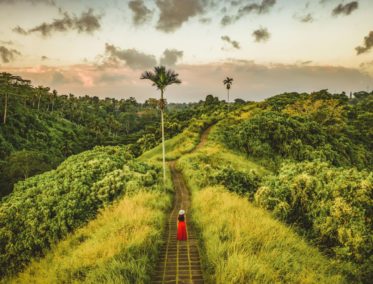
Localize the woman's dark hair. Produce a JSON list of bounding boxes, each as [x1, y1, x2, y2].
[[178, 214, 185, 221]]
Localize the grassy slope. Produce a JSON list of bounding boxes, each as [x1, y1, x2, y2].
[[5, 105, 351, 283], [6, 162, 173, 283], [7, 118, 209, 282], [138, 128, 199, 162], [138, 118, 212, 162], [11, 191, 170, 284], [193, 187, 345, 283], [177, 122, 348, 283]]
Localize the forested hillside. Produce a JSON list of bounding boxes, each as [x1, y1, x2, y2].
[[220, 90, 372, 170], [177, 90, 372, 282], [1, 73, 372, 283], [0, 72, 227, 197], [0, 111, 213, 281]]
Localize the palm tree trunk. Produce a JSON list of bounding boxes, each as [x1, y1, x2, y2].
[[227, 89, 230, 112], [3, 93, 8, 124], [161, 90, 166, 185], [37, 93, 41, 111]]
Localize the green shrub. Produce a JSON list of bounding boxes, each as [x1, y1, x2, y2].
[[209, 165, 261, 199], [0, 146, 161, 278], [192, 187, 346, 283], [11, 191, 171, 284], [255, 161, 373, 282], [219, 107, 371, 170]]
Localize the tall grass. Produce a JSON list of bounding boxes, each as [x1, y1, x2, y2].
[[177, 141, 268, 195], [192, 187, 347, 283], [177, 127, 347, 283], [139, 129, 199, 162], [139, 118, 213, 162], [9, 190, 171, 284]]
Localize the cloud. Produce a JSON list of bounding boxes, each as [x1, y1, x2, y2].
[[104, 43, 157, 69], [221, 35, 240, 49], [160, 49, 183, 66], [51, 71, 68, 84], [199, 17, 211, 24], [298, 13, 314, 23], [360, 61, 373, 77], [13, 9, 101, 37], [1, 60, 372, 102], [252, 28, 270, 42], [332, 1, 358, 16], [175, 60, 373, 102], [221, 15, 234, 26], [0, 0, 55, 5], [356, 31, 373, 55], [238, 0, 276, 15], [0, 46, 21, 63], [98, 73, 127, 84], [0, 40, 13, 45], [230, 0, 241, 6], [221, 0, 276, 26], [13, 26, 28, 35], [155, 0, 204, 32], [128, 0, 153, 25]]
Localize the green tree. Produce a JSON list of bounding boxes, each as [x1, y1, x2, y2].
[[0, 73, 28, 124], [4, 150, 50, 180], [141, 66, 181, 184], [223, 77, 233, 111]]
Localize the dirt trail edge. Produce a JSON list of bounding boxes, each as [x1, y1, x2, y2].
[[151, 128, 211, 284]]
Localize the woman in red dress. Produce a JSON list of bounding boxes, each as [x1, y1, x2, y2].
[[177, 209, 187, 241]]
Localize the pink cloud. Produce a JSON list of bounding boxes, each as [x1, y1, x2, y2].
[[1, 60, 372, 102], [77, 72, 94, 87]]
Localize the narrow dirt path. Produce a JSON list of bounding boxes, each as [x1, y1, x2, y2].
[[196, 127, 211, 151], [151, 127, 211, 284]]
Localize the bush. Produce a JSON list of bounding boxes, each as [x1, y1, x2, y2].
[[255, 161, 373, 282], [192, 187, 346, 283], [0, 146, 161, 278], [219, 106, 371, 170], [210, 165, 261, 199], [11, 191, 170, 283]]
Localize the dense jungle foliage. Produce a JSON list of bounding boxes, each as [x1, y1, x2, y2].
[[1, 71, 372, 282], [0, 72, 229, 197], [220, 90, 372, 170], [12, 190, 172, 283], [208, 90, 373, 282], [255, 161, 372, 281], [0, 145, 165, 277]]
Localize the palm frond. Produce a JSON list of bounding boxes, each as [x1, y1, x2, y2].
[[140, 71, 155, 81], [141, 66, 181, 91], [223, 77, 234, 89]]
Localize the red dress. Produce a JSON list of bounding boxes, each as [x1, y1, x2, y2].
[[177, 220, 187, 241]]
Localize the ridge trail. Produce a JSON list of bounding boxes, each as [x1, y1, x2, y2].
[[151, 127, 212, 284]]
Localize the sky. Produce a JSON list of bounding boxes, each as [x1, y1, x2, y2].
[[0, 0, 372, 102]]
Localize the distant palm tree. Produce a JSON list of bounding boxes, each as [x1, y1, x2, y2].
[[223, 77, 233, 111], [141, 66, 181, 184], [0, 73, 26, 124]]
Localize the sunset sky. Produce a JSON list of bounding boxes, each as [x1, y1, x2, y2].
[[0, 0, 372, 102]]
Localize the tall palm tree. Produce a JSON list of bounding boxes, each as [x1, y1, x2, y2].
[[141, 66, 181, 184], [0, 73, 24, 124], [223, 77, 233, 112]]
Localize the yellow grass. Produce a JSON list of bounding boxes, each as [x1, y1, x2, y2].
[[139, 129, 199, 162], [10, 190, 171, 284], [138, 117, 213, 163], [177, 140, 268, 195], [192, 187, 346, 284]]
